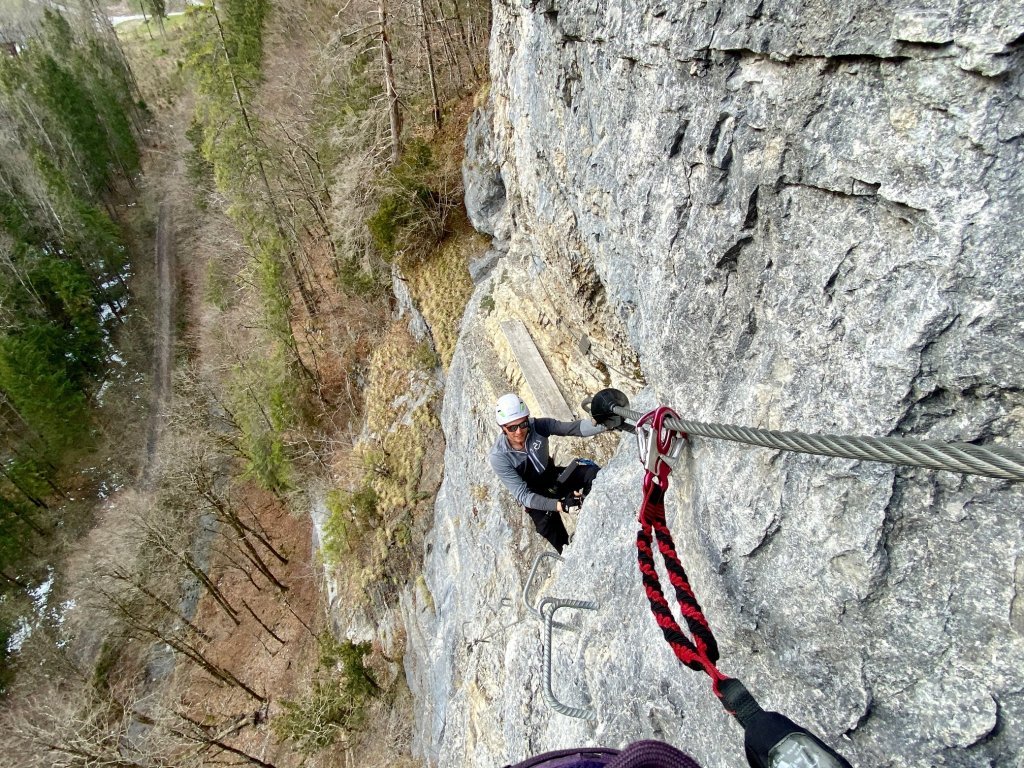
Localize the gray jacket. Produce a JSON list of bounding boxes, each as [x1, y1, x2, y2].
[[488, 417, 605, 511]]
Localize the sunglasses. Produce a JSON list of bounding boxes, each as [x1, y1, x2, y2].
[[504, 421, 530, 433]]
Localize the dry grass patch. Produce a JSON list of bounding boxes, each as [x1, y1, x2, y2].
[[364, 323, 441, 513], [118, 12, 192, 112], [321, 321, 441, 604], [406, 211, 487, 368]]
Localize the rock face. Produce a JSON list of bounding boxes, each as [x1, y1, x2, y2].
[[402, 2, 1024, 767]]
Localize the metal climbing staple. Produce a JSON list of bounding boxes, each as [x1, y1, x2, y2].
[[538, 596, 599, 720], [522, 551, 574, 631]]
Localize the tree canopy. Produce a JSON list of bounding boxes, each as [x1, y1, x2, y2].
[[0, 6, 141, 690]]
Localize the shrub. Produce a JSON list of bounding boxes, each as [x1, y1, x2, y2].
[[360, 446, 391, 478], [412, 340, 439, 371], [322, 485, 379, 563], [183, 119, 214, 208], [366, 140, 455, 267], [318, 636, 378, 698], [366, 194, 404, 256], [203, 257, 232, 310], [335, 251, 385, 299], [273, 636, 378, 754], [273, 677, 359, 754], [92, 637, 123, 691], [230, 352, 299, 495]]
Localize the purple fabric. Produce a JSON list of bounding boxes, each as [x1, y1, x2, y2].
[[503, 742, 703, 768], [607, 741, 704, 768], [503, 747, 619, 768]]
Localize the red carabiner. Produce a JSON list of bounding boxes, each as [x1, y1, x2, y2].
[[635, 406, 687, 495]]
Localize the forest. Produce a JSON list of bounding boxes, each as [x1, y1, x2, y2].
[[0, 4, 139, 672], [0, 0, 489, 765]]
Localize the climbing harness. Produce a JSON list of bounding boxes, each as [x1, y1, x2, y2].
[[632, 405, 853, 768]]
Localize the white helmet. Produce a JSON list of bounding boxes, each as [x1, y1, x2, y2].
[[495, 393, 529, 426]]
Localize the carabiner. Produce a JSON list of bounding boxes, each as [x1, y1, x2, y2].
[[635, 406, 687, 485]]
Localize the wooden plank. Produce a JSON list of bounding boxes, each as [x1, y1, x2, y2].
[[500, 319, 573, 421]]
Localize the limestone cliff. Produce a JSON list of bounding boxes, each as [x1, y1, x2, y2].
[[403, 2, 1024, 766]]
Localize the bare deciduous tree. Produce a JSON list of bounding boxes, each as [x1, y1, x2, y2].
[[378, 0, 402, 164]]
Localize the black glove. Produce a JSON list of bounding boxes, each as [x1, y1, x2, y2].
[[560, 493, 583, 511], [590, 388, 630, 430]]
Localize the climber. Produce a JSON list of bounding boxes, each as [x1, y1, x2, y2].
[[488, 393, 605, 553]]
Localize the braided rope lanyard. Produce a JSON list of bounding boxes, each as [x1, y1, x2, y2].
[[633, 407, 854, 767], [635, 406, 732, 699]]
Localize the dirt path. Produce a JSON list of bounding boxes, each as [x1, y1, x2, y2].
[[59, 199, 176, 667], [143, 201, 174, 483]]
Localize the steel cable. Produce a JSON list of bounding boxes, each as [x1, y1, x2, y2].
[[613, 406, 1024, 482]]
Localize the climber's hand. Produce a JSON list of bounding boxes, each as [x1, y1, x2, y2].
[[560, 492, 583, 511]]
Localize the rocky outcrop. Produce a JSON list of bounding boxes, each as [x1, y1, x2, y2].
[[463, 98, 510, 242], [403, 2, 1024, 767]]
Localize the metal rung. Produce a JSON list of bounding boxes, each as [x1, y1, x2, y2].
[[522, 551, 572, 630], [539, 597, 599, 719]]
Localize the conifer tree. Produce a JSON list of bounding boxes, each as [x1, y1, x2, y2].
[[0, 5, 142, 679]]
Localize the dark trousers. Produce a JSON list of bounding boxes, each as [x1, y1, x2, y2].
[[524, 460, 600, 553], [526, 507, 570, 553]]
